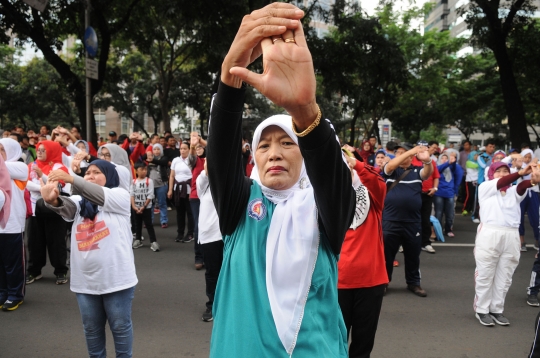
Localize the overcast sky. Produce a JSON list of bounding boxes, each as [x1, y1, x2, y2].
[[362, 0, 429, 15]]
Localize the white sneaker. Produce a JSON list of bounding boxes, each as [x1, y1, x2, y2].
[[472, 218, 480, 224], [150, 242, 160, 252], [398, 246, 403, 253], [422, 245, 436, 254], [132, 240, 143, 249]]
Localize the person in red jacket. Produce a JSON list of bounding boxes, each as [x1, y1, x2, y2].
[[121, 133, 146, 164], [338, 154, 388, 358]]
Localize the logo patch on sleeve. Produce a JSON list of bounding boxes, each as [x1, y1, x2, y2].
[[248, 198, 267, 221]]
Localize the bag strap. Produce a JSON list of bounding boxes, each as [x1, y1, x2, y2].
[[387, 169, 411, 192]]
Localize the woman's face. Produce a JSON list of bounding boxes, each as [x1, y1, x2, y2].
[[440, 154, 448, 164], [375, 153, 385, 167], [196, 145, 204, 157], [255, 126, 302, 191], [493, 166, 510, 179], [99, 147, 111, 162], [153, 147, 161, 157], [0, 144, 6, 160], [84, 165, 107, 186], [524, 153, 532, 164], [36, 144, 47, 161], [76, 142, 87, 151], [180, 143, 189, 158], [493, 154, 505, 163], [363, 142, 371, 151]]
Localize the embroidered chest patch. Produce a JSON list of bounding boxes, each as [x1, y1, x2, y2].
[[248, 198, 267, 221]]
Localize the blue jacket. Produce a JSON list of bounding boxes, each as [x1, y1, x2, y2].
[[435, 162, 463, 198]]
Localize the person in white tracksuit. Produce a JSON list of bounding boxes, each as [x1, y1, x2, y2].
[[474, 161, 540, 327]]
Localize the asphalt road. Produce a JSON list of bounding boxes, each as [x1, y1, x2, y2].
[[2, 212, 539, 358]]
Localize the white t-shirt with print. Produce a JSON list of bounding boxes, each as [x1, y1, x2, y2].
[[0, 162, 28, 234], [61, 187, 138, 295], [478, 179, 526, 228], [196, 171, 222, 244], [130, 178, 155, 209]]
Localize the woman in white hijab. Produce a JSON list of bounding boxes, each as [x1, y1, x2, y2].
[[0, 138, 29, 311], [206, 4, 354, 357]]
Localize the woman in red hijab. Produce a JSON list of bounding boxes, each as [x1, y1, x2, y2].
[[25, 140, 70, 285], [355, 140, 374, 163]]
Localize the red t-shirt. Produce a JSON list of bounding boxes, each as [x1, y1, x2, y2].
[[338, 161, 389, 289], [411, 157, 440, 193], [190, 157, 205, 199]]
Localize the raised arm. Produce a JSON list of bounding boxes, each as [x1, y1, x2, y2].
[[207, 83, 252, 236]]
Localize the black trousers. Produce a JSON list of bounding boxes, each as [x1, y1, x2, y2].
[[383, 220, 422, 286], [133, 208, 156, 243], [530, 311, 540, 358], [27, 203, 68, 277], [190, 199, 204, 264], [338, 285, 385, 358], [201, 240, 224, 310], [420, 193, 434, 247], [175, 197, 194, 237]]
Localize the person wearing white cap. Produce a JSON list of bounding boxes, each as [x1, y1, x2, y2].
[[474, 161, 539, 326]]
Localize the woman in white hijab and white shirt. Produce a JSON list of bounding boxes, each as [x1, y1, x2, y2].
[[206, 3, 355, 357]]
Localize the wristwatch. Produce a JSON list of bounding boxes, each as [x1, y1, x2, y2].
[[434, 187, 438, 191], [423, 160, 432, 165]]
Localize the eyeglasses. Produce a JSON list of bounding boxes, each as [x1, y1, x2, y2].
[[37, 149, 46, 154], [99, 153, 111, 158]]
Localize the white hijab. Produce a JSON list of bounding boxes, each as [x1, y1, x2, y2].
[[98, 144, 133, 181], [0, 138, 22, 162], [250, 115, 319, 356]]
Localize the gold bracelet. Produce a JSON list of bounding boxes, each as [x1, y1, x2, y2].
[[291, 105, 322, 137]]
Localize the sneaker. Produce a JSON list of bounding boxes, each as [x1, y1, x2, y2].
[[407, 284, 427, 297], [489, 313, 510, 326], [422, 245, 436, 254], [398, 246, 403, 253], [26, 274, 43, 284], [535, 243, 539, 251], [462, 210, 469, 216], [521, 244, 528, 252], [2, 300, 23, 311], [161, 223, 168, 229], [447, 232, 455, 238], [182, 234, 194, 243], [175, 235, 182, 242], [202, 308, 213, 322], [475, 312, 495, 326], [153, 208, 160, 214], [393, 260, 399, 267], [132, 240, 143, 249], [167, 206, 172, 211], [472, 218, 480, 224], [141, 236, 144, 242], [195, 263, 204, 270], [527, 294, 540, 307], [150, 242, 160, 252], [56, 274, 68, 285]]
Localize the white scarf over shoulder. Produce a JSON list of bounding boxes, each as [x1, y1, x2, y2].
[[251, 115, 319, 356]]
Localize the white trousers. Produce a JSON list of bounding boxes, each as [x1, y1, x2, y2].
[[474, 223, 520, 314]]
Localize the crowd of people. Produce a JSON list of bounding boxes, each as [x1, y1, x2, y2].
[[2, 2, 540, 358]]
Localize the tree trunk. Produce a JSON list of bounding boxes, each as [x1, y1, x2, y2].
[[491, 32, 529, 148], [349, 111, 359, 146]]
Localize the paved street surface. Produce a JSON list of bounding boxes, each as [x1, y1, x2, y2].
[[2, 212, 540, 357]]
